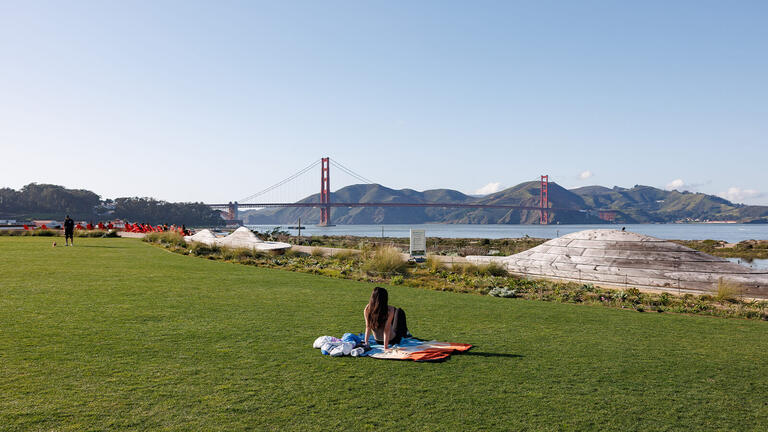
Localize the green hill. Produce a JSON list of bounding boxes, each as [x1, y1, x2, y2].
[[243, 182, 768, 225], [570, 185, 754, 223], [242, 182, 604, 225], [244, 184, 478, 225]]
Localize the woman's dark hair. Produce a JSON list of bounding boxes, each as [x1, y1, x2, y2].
[[366, 287, 388, 330]]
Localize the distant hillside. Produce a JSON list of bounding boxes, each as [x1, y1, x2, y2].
[[244, 184, 481, 225], [570, 185, 755, 223], [463, 181, 597, 224], [242, 182, 605, 225], [5, 181, 766, 226], [242, 182, 768, 225]]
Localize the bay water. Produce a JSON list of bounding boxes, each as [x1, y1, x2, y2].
[[247, 223, 768, 243]]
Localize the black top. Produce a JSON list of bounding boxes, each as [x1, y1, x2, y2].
[[64, 218, 74, 232]]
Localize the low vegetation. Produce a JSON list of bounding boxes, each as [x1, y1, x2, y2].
[[362, 246, 407, 275], [143, 231, 187, 247], [675, 239, 768, 260], [295, 234, 768, 260], [290, 234, 547, 257], [147, 236, 768, 321], [715, 278, 741, 303], [0, 229, 119, 238]]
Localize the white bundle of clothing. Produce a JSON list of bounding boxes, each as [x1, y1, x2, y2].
[[312, 336, 364, 357]]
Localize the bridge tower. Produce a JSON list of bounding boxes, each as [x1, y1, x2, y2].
[[540, 175, 549, 225], [319, 157, 331, 226], [226, 201, 239, 221]]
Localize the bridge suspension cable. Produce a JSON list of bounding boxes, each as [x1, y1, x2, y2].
[[238, 159, 321, 203], [329, 158, 376, 185]]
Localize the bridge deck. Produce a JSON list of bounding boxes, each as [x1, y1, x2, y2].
[[208, 202, 579, 212]]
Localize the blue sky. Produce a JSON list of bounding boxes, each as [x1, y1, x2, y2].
[[1, 1, 766, 205]]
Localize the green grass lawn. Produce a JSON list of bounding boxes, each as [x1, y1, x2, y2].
[[1, 237, 767, 431]]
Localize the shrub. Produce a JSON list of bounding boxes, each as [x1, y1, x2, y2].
[[459, 263, 483, 276], [459, 261, 508, 277], [283, 248, 304, 258], [426, 255, 447, 273], [311, 247, 325, 257], [25, 229, 57, 237], [364, 247, 406, 275], [145, 232, 186, 247], [333, 249, 358, 262], [658, 292, 672, 306], [489, 287, 517, 298], [221, 247, 257, 261], [716, 278, 741, 303], [75, 229, 119, 238], [189, 242, 220, 256], [485, 262, 508, 277], [391, 275, 404, 285]]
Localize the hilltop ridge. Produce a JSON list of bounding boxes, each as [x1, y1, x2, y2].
[[242, 181, 768, 225]]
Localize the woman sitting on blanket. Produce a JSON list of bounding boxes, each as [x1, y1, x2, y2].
[[364, 287, 410, 349]]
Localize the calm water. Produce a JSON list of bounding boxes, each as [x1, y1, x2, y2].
[[725, 258, 768, 270], [245, 223, 768, 243]]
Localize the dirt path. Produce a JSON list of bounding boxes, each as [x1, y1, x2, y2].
[[290, 244, 468, 265]]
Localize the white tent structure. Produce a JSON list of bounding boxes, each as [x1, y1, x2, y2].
[[217, 227, 291, 251], [185, 227, 291, 252], [184, 229, 218, 246], [467, 229, 768, 297]]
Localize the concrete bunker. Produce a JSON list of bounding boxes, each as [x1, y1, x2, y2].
[[467, 229, 768, 298]]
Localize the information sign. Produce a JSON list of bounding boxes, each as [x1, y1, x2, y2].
[[410, 229, 426, 258]]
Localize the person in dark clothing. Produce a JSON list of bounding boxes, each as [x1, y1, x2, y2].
[[63, 215, 75, 246]]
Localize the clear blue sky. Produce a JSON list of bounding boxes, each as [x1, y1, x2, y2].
[[1, 1, 766, 204]]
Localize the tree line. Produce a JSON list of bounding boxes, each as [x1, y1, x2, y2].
[[113, 197, 223, 226], [0, 183, 224, 226]]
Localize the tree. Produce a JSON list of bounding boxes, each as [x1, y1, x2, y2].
[[113, 197, 224, 226]]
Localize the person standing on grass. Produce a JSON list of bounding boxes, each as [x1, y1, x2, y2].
[[363, 287, 410, 350], [64, 215, 74, 246]]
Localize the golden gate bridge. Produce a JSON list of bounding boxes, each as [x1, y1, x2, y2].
[[206, 157, 614, 226]]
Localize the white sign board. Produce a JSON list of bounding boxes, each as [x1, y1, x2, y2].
[[409, 229, 426, 257]]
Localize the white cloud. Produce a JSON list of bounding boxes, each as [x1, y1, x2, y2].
[[665, 178, 712, 192], [717, 187, 763, 204], [474, 182, 503, 195], [666, 179, 685, 190], [578, 170, 593, 180]]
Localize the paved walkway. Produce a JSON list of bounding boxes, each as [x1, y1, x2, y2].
[[291, 244, 468, 264], [125, 232, 470, 265], [117, 232, 146, 239]]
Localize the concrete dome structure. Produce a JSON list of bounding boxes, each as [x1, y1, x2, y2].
[[185, 227, 291, 252], [467, 229, 768, 298]]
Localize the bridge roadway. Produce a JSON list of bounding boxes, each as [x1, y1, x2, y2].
[[207, 202, 581, 212]]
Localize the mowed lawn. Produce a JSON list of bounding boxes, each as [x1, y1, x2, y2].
[[1, 237, 767, 431]]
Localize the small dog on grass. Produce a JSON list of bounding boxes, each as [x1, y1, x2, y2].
[[52, 241, 57, 247]]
